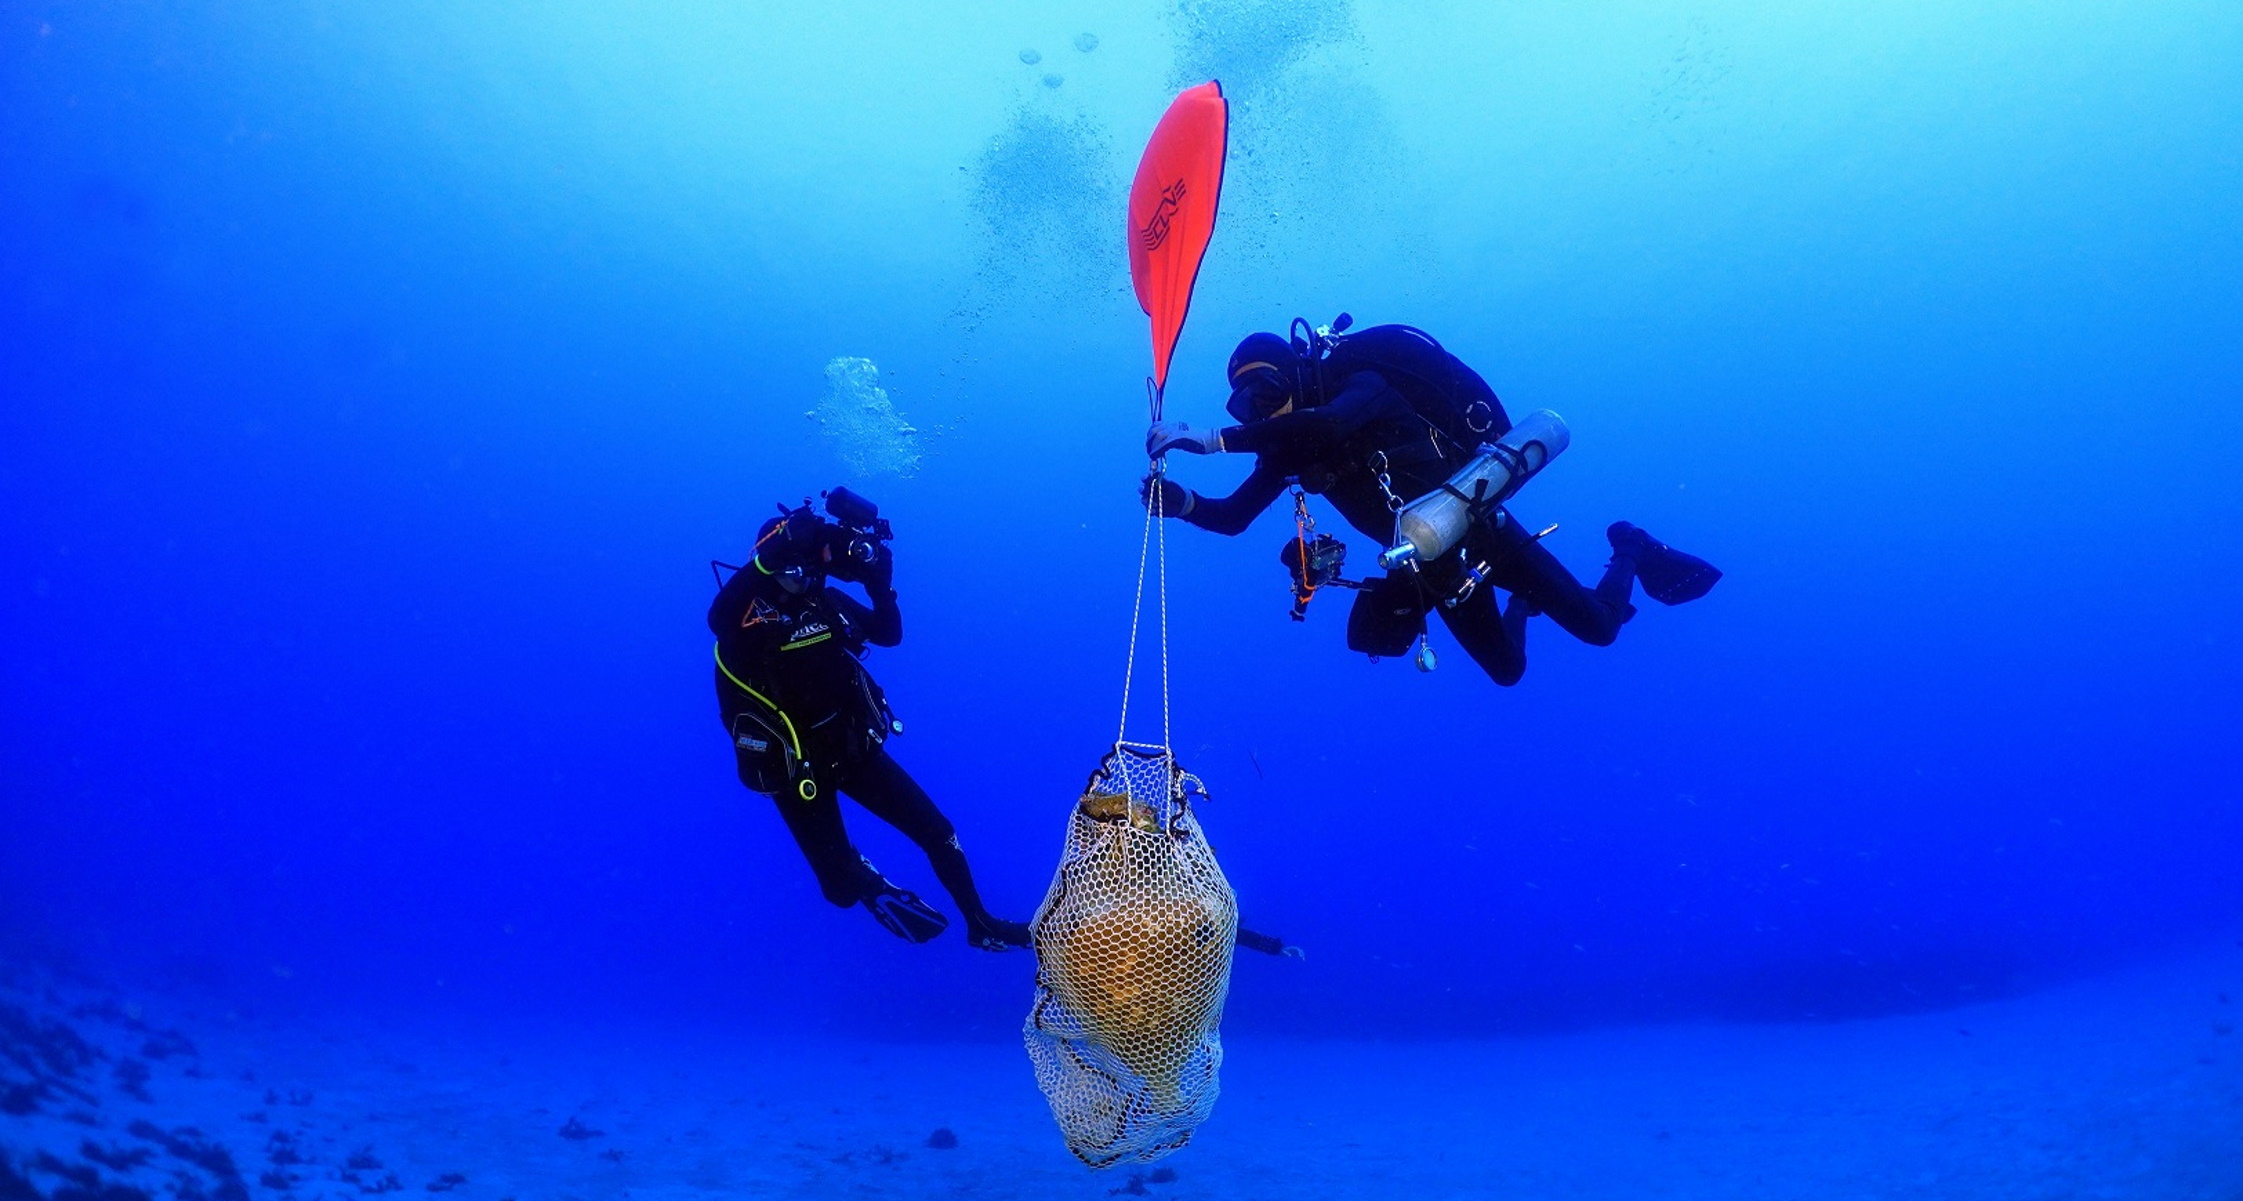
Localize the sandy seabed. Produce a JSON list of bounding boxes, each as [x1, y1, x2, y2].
[[5, 949, 2239, 1200]]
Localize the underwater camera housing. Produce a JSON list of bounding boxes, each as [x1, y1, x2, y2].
[[1279, 530, 1357, 621], [821, 485, 893, 573], [713, 487, 896, 591]]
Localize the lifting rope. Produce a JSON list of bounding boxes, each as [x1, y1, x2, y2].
[[1114, 449, 1173, 771]]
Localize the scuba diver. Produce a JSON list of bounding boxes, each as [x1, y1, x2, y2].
[[1142, 318, 1720, 686], [708, 487, 1030, 951]]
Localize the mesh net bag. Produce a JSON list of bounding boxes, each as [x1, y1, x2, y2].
[[1024, 743, 1239, 1168]]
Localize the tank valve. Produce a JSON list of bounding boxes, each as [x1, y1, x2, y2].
[[1446, 560, 1491, 609]]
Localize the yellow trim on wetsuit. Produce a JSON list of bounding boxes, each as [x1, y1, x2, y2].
[[713, 642, 802, 760], [780, 631, 833, 652]]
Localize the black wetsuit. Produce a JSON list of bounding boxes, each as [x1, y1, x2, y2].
[[1179, 326, 1638, 685], [707, 559, 1007, 931]]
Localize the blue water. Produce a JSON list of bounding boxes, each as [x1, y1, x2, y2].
[[4, 1, 2241, 1191]]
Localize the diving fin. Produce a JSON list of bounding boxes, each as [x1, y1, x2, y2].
[[1608, 522, 1722, 605], [864, 885, 949, 944]]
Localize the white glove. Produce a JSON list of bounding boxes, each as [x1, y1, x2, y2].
[[1146, 420, 1224, 457]]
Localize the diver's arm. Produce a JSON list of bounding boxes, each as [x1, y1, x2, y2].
[[1179, 462, 1290, 536], [1236, 926, 1303, 958], [1218, 371, 1409, 456], [826, 583, 901, 648]]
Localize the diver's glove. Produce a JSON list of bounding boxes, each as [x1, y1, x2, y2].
[[1146, 420, 1224, 457], [1138, 475, 1195, 518]]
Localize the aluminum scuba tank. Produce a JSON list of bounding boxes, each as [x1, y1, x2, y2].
[[1378, 409, 1571, 570]]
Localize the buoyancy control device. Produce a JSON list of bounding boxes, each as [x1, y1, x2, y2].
[[1284, 315, 1511, 450]]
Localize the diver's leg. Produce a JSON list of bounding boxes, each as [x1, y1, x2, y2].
[[1488, 521, 1635, 648], [724, 682, 940, 943], [778, 775, 948, 944], [840, 749, 1028, 950], [722, 675, 881, 908], [1431, 572, 1527, 686], [765, 789, 882, 909], [1592, 542, 1641, 614]]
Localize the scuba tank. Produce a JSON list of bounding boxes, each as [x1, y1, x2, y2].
[[1378, 409, 1571, 569]]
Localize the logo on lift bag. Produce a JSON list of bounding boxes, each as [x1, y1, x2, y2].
[[1139, 179, 1187, 251]]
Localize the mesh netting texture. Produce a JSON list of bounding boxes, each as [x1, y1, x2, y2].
[[1025, 745, 1239, 1168]]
